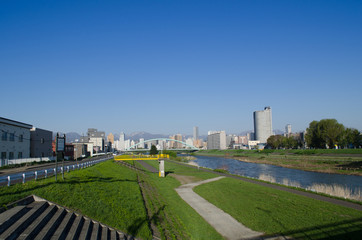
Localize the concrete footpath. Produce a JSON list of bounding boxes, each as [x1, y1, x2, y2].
[[176, 176, 263, 240]]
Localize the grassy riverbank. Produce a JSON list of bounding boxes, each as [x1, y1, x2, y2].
[[194, 177, 362, 239], [0, 160, 152, 239], [1, 159, 361, 239], [195, 149, 362, 175]]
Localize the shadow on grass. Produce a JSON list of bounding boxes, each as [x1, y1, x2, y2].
[[338, 161, 362, 170], [165, 171, 174, 176], [0, 176, 137, 198], [245, 217, 362, 240], [127, 205, 165, 237]]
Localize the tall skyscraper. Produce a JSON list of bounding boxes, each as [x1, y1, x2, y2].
[[285, 124, 292, 135], [119, 132, 125, 150], [193, 126, 199, 140], [253, 107, 273, 143]]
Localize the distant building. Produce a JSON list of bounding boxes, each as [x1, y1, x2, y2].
[[253, 107, 273, 143], [193, 126, 199, 141], [107, 133, 114, 144], [285, 124, 292, 136], [207, 131, 226, 150], [30, 127, 53, 158], [185, 138, 194, 147], [139, 138, 145, 149], [0, 117, 32, 163], [169, 134, 183, 148]]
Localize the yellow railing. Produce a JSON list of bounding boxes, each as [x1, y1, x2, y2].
[[114, 154, 169, 161]]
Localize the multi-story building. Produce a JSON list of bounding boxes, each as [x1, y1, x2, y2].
[[253, 106, 273, 143], [285, 124, 292, 136], [207, 131, 226, 150], [169, 134, 183, 148], [30, 127, 53, 158], [107, 133, 114, 144], [193, 126, 199, 141], [0, 117, 32, 163], [139, 138, 145, 149]]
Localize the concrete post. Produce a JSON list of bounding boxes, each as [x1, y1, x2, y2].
[[45, 170, 48, 178], [159, 159, 165, 177], [7, 176, 10, 186], [22, 173, 25, 184], [35, 171, 38, 181]]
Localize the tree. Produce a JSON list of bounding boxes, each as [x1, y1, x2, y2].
[[150, 145, 158, 155], [305, 119, 346, 149]]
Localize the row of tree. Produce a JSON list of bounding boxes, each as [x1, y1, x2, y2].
[[266, 135, 304, 149], [266, 119, 361, 149], [305, 119, 361, 149]]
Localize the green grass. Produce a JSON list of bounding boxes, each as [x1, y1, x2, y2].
[[194, 177, 362, 239], [0, 160, 152, 239], [134, 160, 223, 239]]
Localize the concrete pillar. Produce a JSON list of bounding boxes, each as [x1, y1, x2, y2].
[[159, 159, 165, 177]]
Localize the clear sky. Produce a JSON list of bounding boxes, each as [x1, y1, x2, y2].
[[1, 0, 361, 136]]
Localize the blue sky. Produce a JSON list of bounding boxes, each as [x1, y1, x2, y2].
[[1, 0, 361, 135]]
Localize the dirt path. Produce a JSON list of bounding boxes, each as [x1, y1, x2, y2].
[[175, 177, 263, 240]]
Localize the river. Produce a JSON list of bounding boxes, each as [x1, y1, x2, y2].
[[190, 155, 362, 193]]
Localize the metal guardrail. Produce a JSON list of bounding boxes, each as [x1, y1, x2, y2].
[[0, 157, 113, 187]]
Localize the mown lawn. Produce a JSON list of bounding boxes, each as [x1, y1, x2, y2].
[[0, 160, 152, 239], [194, 177, 362, 239], [135, 160, 223, 239]]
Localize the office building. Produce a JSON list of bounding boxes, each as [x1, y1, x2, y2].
[[253, 107, 273, 143], [193, 126, 199, 140], [285, 124, 292, 136], [207, 131, 227, 150], [30, 127, 53, 158], [107, 133, 114, 144], [0, 117, 32, 163]]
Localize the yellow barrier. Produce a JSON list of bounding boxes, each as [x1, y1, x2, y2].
[[114, 154, 169, 161]]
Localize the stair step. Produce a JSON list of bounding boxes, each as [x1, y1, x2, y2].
[[50, 211, 75, 240], [90, 222, 101, 240], [0, 206, 28, 234], [110, 229, 117, 240], [79, 218, 92, 240], [18, 204, 58, 240], [65, 214, 84, 240], [34, 207, 67, 240], [101, 226, 109, 240], [0, 201, 49, 239]]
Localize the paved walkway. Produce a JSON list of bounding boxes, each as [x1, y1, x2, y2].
[[176, 176, 263, 240]]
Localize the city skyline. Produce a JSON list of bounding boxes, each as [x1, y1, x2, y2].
[[1, 1, 361, 134]]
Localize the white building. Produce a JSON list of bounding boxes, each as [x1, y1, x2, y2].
[[253, 107, 273, 143], [119, 132, 125, 150], [139, 138, 145, 149], [1, 117, 32, 163], [285, 124, 292, 135], [207, 131, 227, 150], [185, 137, 194, 148]]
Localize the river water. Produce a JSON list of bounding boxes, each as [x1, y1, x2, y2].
[[190, 156, 362, 193]]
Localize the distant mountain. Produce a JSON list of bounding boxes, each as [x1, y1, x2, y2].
[[65, 132, 82, 143], [126, 132, 169, 141]]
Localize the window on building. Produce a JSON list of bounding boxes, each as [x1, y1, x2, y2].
[[41, 138, 45, 144], [41, 152, 45, 157], [18, 152, 23, 159], [1, 131, 7, 141], [10, 133, 15, 141], [19, 134, 23, 142], [9, 152, 14, 160], [1, 152, 6, 160]]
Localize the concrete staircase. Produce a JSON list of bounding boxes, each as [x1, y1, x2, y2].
[[0, 195, 133, 240]]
